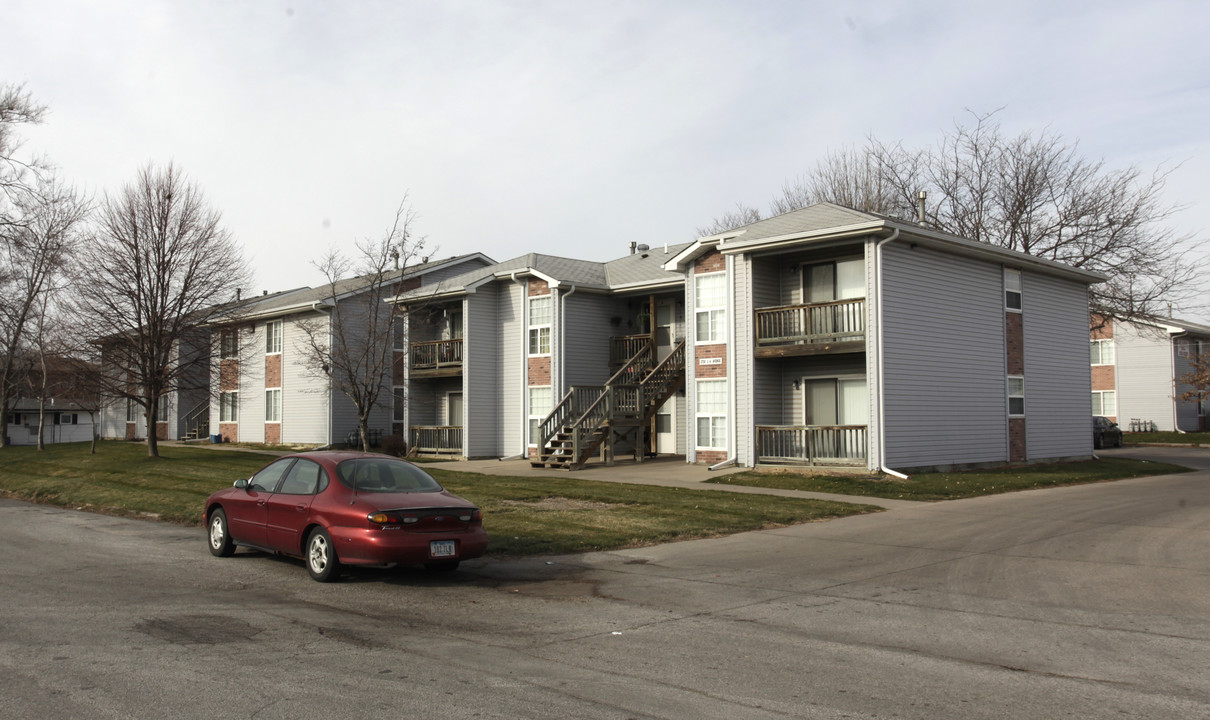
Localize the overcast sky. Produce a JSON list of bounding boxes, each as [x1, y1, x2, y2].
[[6, 1, 1210, 314]]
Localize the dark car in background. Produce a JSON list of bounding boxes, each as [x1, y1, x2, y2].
[[1093, 416, 1123, 449], [204, 452, 487, 582]]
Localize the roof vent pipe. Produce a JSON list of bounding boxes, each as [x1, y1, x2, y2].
[[629, 241, 637, 255], [235, 288, 241, 301], [917, 191, 927, 225]]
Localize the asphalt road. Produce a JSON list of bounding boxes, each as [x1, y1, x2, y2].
[[1, 446, 1207, 719]]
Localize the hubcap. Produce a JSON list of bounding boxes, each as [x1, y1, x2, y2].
[[209, 517, 223, 549], [309, 535, 328, 571]]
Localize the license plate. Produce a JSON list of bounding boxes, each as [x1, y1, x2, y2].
[[430, 540, 456, 558]]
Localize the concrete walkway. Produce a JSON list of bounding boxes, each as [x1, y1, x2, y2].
[[453, 455, 923, 510]]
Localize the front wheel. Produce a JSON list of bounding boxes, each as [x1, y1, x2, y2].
[[306, 527, 342, 582], [208, 509, 235, 557]]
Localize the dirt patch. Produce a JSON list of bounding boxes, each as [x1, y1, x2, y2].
[[499, 497, 621, 511]]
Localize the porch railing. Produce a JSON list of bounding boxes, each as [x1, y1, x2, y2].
[[755, 299, 865, 346], [410, 338, 463, 370], [755, 425, 867, 465], [610, 334, 652, 370], [408, 425, 463, 454]]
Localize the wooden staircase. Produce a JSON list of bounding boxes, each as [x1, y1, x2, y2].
[[532, 339, 686, 470]]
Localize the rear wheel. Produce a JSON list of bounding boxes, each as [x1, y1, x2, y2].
[[1114, 434, 1123, 448], [424, 560, 460, 572], [306, 527, 342, 582], [208, 509, 235, 557]]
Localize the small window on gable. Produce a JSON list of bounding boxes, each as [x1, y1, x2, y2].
[[1005, 269, 1022, 311]]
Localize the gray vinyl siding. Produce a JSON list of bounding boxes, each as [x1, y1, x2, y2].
[[1021, 272, 1092, 458], [1116, 322, 1176, 431], [881, 243, 1008, 467], [407, 377, 461, 426], [282, 314, 329, 444], [734, 254, 753, 464], [466, 290, 501, 458], [563, 293, 615, 389], [499, 283, 524, 454], [241, 322, 267, 444]]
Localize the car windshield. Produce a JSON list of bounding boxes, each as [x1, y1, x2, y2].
[[335, 458, 444, 493]]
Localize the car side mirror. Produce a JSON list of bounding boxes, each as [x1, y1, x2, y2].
[[234, 478, 249, 490]]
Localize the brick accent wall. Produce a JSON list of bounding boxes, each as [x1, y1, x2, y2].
[[219, 423, 238, 443], [125, 423, 137, 440], [694, 344, 727, 378], [1006, 313, 1025, 376], [265, 354, 282, 389], [696, 449, 728, 466], [528, 278, 550, 297], [155, 422, 169, 441], [220, 359, 239, 391], [265, 424, 281, 444], [695, 248, 725, 273], [1091, 365, 1115, 391], [528, 357, 551, 385], [1090, 314, 1113, 340], [1009, 418, 1026, 462]]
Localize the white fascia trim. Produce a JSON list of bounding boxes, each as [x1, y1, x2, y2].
[[607, 278, 685, 293], [663, 238, 723, 272], [227, 300, 336, 323]]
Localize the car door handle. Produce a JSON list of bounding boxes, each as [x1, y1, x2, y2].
[[295, 504, 306, 512], [257, 499, 267, 507]]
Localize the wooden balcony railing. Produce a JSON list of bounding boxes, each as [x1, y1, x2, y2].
[[408, 425, 462, 454], [410, 338, 463, 371], [755, 425, 867, 466], [610, 334, 652, 370], [755, 298, 865, 347]]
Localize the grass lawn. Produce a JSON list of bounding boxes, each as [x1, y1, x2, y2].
[[0, 441, 877, 556], [1125, 431, 1210, 446], [706, 457, 1191, 501]]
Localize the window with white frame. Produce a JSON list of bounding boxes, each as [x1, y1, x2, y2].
[[392, 321, 405, 351], [1008, 376, 1025, 417], [528, 386, 552, 445], [1177, 338, 1194, 358], [126, 398, 138, 423], [55, 413, 78, 425], [265, 388, 281, 423], [220, 329, 239, 358], [1004, 268, 1022, 311], [528, 296, 551, 355], [694, 272, 726, 343], [266, 320, 283, 354], [695, 379, 727, 449], [220, 391, 238, 422], [156, 397, 169, 423], [1091, 390, 1116, 416], [1090, 339, 1115, 365]]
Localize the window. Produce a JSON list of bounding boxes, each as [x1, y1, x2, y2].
[[265, 388, 281, 423], [220, 391, 238, 422], [1090, 339, 1115, 365], [1091, 390, 1116, 416], [277, 459, 322, 495], [126, 398, 138, 423], [447, 309, 463, 340], [249, 458, 293, 492], [266, 320, 283, 354], [1008, 376, 1025, 416], [695, 379, 727, 449], [1004, 268, 1022, 311], [695, 272, 726, 343], [528, 296, 551, 355], [54, 413, 78, 425], [803, 258, 864, 303], [156, 397, 169, 423], [1177, 338, 1194, 359], [528, 386, 552, 445], [804, 378, 867, 426], [392, 387, 405, 422], [393, 320, 405, 351], [220, 329, 239, 358]]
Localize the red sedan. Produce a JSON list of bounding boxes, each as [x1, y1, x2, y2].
[[204, 452, 487, 582]]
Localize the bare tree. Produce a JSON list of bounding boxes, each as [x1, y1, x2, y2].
[[296, 198, 425, 452], [1177, 352, 1210, 413], [0, 84, 48, 230], [696, 202, 763, 237], [72, 163, 250, 458], [705, 112, 1203, 319], [0, 175, 87, 448]]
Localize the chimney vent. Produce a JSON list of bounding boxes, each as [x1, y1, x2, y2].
[[629, 241, 637, 255], [917, 190, 927, 225]]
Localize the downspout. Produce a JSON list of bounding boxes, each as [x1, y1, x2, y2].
[[559, 283, 577, 399], [875, 228, 909, 480], [710, 254, 738, 472]]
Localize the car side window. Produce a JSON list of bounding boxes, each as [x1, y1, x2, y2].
[[249, 459, 294, 493], [277, 459, 323, 495]]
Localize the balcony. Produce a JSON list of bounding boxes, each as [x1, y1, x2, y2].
[[755, 425, 867, 466], [408, 425, 462, 455], [410, 338, 463, 377], [754, 298, 865, 358]]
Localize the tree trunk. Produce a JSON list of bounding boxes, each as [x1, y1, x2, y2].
[[145, 400, 160, 458]]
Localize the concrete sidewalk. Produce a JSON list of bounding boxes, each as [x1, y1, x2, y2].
[[451, 455, 922, 510]]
